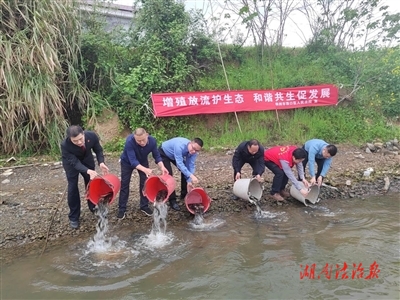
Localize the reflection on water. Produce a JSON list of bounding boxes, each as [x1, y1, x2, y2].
[[2, 194, 399, 299]]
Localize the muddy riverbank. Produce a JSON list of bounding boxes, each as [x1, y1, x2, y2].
[[1, 144, 399, 262]]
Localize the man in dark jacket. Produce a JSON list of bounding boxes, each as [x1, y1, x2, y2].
[[117, 128, 168, 220], [61, 125, 109, 229], [232, 139, 265, 186]]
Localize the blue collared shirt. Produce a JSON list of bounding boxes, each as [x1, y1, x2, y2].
[[304, 139, 332, 177], [161, 137, 198, 182], [120, 135, 162, 168]]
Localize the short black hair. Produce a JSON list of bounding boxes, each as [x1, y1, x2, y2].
[[66, 125, 83, 138], [193, 137, 203, 147], [293, 148, 307, 159], [247, 139, 260, 147], [326, 145, 337, 156]]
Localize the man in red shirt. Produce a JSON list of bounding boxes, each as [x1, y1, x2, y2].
[[264, 146, 310, 201]]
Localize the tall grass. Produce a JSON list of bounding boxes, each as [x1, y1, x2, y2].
[[186, 106, 398, 151], [192, 46, 399, 150], [0, 0, 89, 155]]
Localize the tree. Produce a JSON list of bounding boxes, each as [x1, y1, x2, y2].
[[298, 0, 400, 49], [213, 0, 298, 47], [112, 0, 218, 134]]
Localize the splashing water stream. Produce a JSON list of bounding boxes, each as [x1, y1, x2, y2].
[[248, 194, 262, 217], [152, 190, 168, 234], [188, 204, 205, 225], [87, 194, 113, 252]]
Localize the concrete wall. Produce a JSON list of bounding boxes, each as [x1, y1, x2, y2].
[[79, 0, 134, 31]]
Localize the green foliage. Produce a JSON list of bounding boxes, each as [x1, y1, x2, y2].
[[108, 0, 218, 132], [185, 104, 398, 149], [2, 0, 398, 157], [0, 0, 89, 155], [79, 1, 135, 125], [103, 137, 126, 153]]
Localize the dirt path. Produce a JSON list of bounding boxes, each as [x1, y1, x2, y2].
[[1, 144, 399, 262]]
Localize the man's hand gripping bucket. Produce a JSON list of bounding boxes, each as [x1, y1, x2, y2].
[[143, 174, 176, 203], [86, 173, 121, 205]]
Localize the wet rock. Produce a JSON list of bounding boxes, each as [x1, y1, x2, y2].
[[1, 169, 13, 176], [366, 143, 376, 152], [392, 139, 398, 147], [363, 168, 374, 177]]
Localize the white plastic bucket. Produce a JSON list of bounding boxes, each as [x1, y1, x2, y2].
[[290, 181, 320, 206], [233, 178, 263, 201]]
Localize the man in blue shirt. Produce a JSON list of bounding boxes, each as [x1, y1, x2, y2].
[[302, 139, 338, 186], [158, 137, 203, 211], [117, 128, 168, 219]]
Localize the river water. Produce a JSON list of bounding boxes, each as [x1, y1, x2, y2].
[[1, 194, 399, 300]]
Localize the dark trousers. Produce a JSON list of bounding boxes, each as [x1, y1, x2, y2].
[[233, 159, 259, 181], [118, 162, 150, 212], [302, 147, 325, 179], [265, 161, 288, 195], [66, 171, 95, 222], [159, 147, 187, 202]]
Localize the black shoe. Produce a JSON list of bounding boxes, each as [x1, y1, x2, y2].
[[90, 206, 98, 214], [141, 206, 153, 216], [170, 201, 181, 211], [117, 210, 126, 220], [70, 220, 79, 229], [231, 194, 239, 200]]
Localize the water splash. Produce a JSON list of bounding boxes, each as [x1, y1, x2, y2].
[[86, 194, 120, 253], [153, 190, 168, 233], [248, 194, 263, 217], [153, 201, 168, 234], [88, 196, 111, 251], [188, 204, 205, 225], [189, 217, 225, 231], [256, 211, 285, 219], [85, 195, 137, 265], [136, 190, 174, 249]]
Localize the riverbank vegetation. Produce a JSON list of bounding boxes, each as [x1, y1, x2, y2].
[[0, 0, 399, 156]]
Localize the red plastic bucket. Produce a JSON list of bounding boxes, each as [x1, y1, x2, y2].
[[86, 174, 121, 205], [184, 188, 211, 214], [143, 174, 176, 203]]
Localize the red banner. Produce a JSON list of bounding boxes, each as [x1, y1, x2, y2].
[[151, 84, 338, 117]]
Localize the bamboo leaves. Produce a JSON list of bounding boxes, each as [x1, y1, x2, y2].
[[0, 0, 89, 154]]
